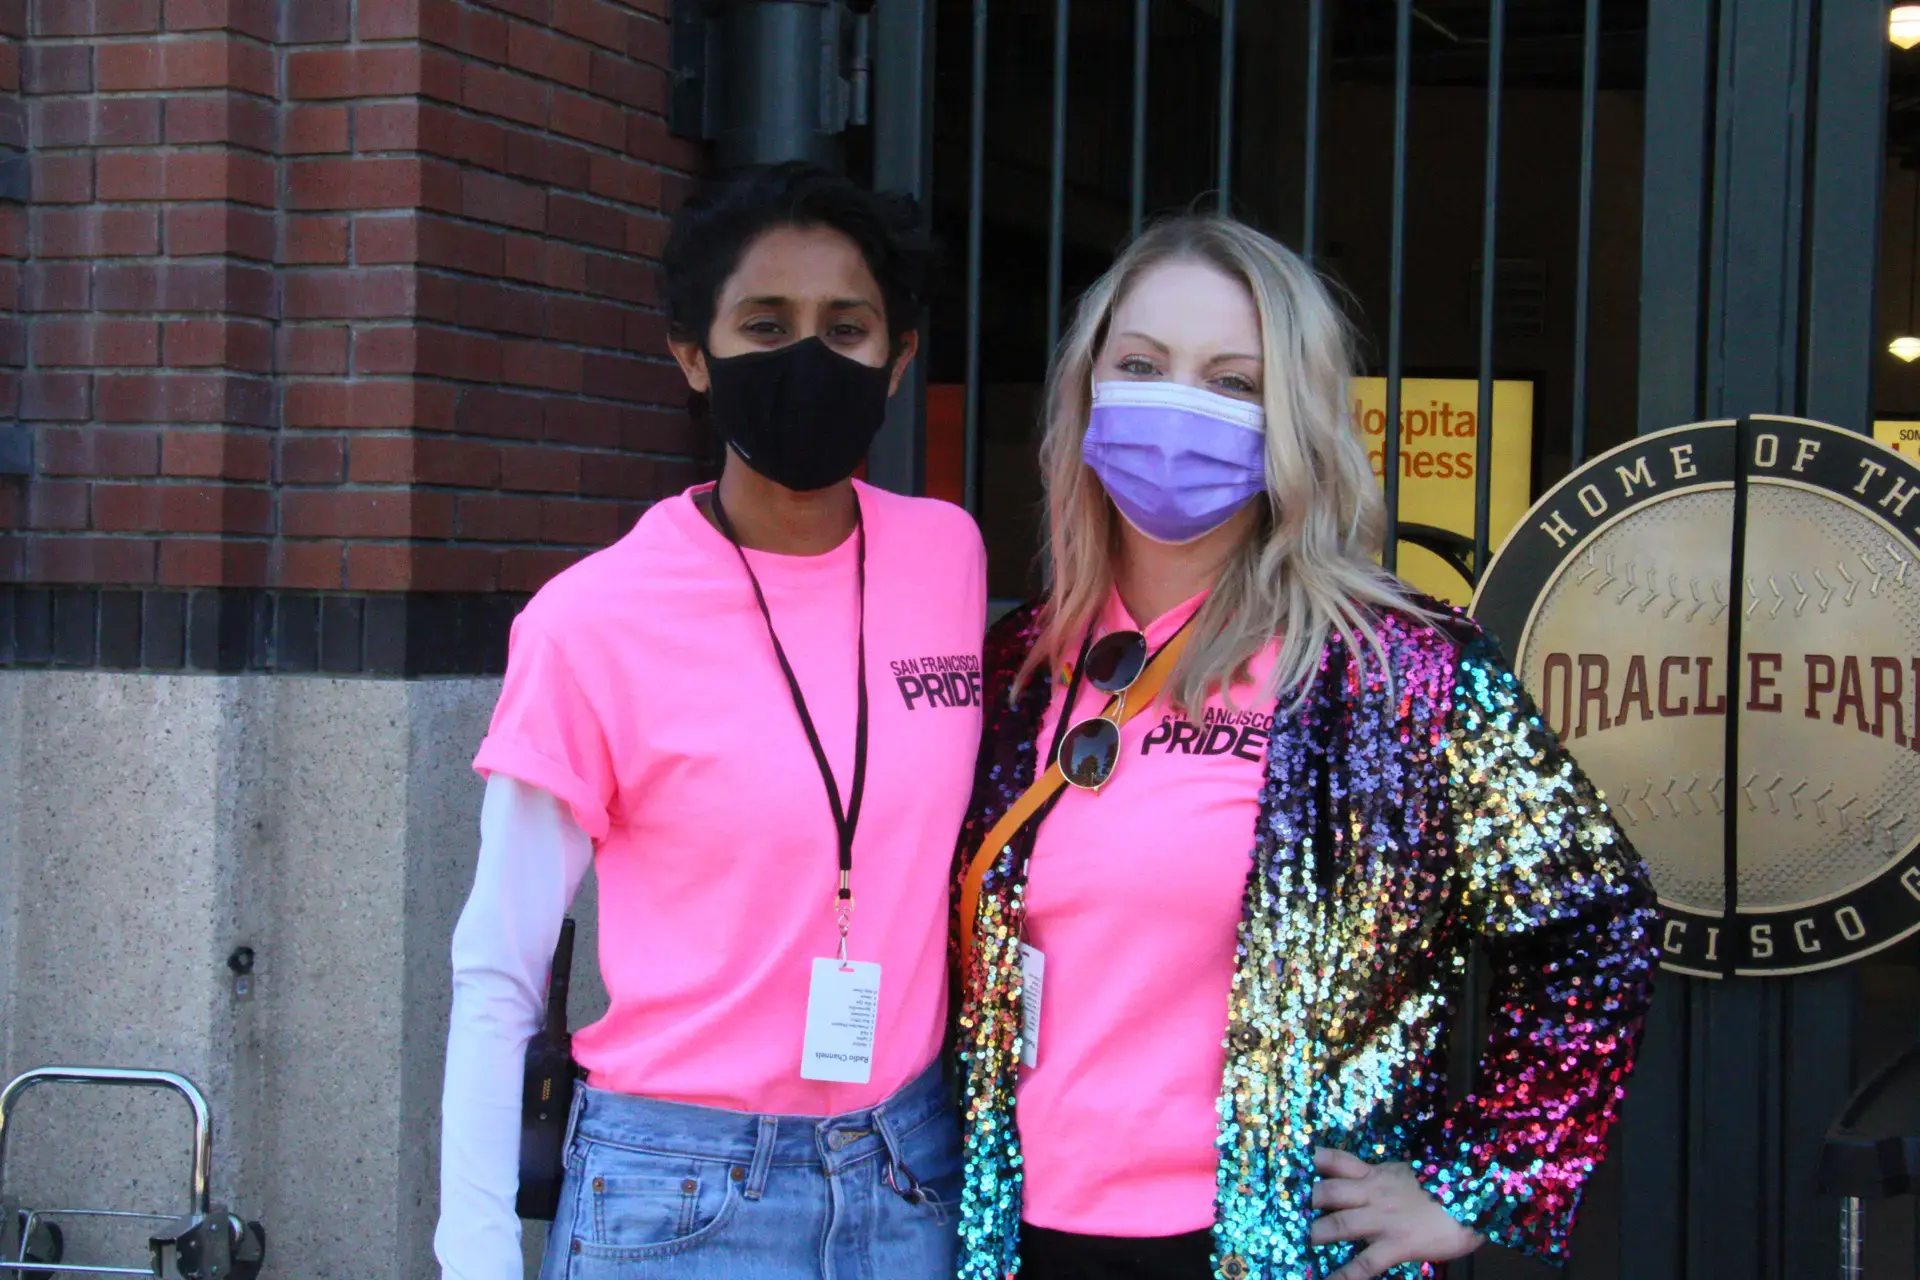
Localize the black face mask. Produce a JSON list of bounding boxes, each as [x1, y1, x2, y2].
[[704, 337, 894, 493]]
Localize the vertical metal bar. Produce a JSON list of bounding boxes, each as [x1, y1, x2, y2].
[[1130, 0, 1149, 233], [1802, 0, 1889, 428], [1706, 7, 1805, 1253], [1302, 0, 1323, 261], [1569, 0, 1601, 466], [1786, 2, 1884, 1275], [867, 0, 934, 495], [1047, 0, 1069, 353], [1688, 7, 1818, 1272], [1471, 0, 1504, 580], [1381, 0, 1412, 572], [1721, 418, 1750, 981], [1216, 0, 1237, 211], [1622, 5, 1716, 1273], [1707, 0, 1808, 422], [1634, 0, 1714, 438], [963, 0, 987, 514]]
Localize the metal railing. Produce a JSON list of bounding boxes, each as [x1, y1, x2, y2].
[[948, 0, 1615, 593]]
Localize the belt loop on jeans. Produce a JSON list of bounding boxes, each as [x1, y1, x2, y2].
[[743, 1115, 777, 1201], [872, 1103, 925, 1204], [560, 1083, 588, 1165]]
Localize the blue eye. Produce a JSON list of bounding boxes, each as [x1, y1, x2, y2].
[[1118, 355, 1159, 377]]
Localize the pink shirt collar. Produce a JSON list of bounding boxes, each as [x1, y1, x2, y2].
[[1096, 585, 1209, 648]]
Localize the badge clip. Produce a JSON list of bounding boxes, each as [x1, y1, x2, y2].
[[835, 875, 856, 970]]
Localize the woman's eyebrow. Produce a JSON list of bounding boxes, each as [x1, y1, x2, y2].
[[1116, 330, 1171, 353], [1206, 351, 1263, 365], [732, 295, 877, 310]]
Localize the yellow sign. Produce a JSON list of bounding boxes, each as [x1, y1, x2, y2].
[[1874, 420, 1920, 460], [1351, 377, 1535, 604]]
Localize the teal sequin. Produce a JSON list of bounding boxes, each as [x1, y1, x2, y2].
[[951, 603, 1658, 1279]]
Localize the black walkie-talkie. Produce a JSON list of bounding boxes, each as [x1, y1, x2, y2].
[[516, 917, 578, 1221]]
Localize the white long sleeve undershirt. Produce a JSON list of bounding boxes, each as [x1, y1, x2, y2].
[[436, 773, 595, 1280]]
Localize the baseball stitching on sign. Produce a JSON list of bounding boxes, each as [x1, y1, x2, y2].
[[1573, 550, 1730, 623], [1611, 769, 1910, 852], [1475, 418, 1920, 974]]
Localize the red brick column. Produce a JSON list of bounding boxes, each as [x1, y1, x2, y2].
[[0, 0, 24, 512], [283, 0, 704, 602], [12, 0, 281, 590], [0, 0, 705, 669]]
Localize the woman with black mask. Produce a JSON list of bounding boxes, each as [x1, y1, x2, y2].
[[435, 163, 984, 1280]]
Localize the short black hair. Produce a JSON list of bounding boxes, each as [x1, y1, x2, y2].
[[661, 161, 930, 350]]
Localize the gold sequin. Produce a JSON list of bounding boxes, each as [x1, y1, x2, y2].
[[951, 603, 1658, 1278]]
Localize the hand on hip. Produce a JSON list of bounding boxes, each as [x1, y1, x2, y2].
[[1308, 1147, 1485, 1280]]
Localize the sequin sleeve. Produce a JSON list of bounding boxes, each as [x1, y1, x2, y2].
[[1412, 633, 1659, 1261], [947, 602, 1049, 1002]]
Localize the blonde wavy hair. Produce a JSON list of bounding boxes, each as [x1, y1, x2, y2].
[[1016, 214, 1418, 711]]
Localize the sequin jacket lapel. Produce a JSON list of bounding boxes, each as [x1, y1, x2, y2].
[[952, 601, 1659, 1280]]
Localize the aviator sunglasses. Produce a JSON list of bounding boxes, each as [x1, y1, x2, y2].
[[1056, 628, 1151, 791]]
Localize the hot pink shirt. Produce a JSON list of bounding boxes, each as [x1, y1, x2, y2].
[[474, 481, 986, 1115], [1017, 589, 1276, 1235]]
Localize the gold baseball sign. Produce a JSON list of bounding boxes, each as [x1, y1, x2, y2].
[[1472, 417, 1920, 977]]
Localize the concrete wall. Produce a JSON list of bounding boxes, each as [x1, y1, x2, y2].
[[0, 670, 605, 1277]]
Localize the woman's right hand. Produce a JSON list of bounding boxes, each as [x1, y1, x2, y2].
[[1307, 1147, 1485, 1280]]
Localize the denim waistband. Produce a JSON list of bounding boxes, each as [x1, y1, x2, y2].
[[567, 1059, 952, 1179]]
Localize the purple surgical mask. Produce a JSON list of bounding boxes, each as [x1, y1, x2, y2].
[[1082, 380, 1268, 544]]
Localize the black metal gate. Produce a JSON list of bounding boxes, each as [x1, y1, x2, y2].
[[856, 0, 1915, 1273], [1625, 2, 1900, 1276]]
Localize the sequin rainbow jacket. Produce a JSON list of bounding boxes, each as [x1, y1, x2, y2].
[[951, 600, 1660, 1279]]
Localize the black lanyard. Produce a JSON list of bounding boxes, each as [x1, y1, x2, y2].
[[709, 489, 868, 916]]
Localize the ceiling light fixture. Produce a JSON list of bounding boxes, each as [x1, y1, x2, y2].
[[1893, 3, 1920, 49], [1892, 170, 1920, 361]]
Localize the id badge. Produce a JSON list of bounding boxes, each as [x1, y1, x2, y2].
[[801, 958, 882, 1084], [1019, 942, 1045, 1069]]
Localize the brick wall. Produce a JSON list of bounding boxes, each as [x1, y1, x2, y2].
[[0, 0, 706, 668], [0, 2, 24, 511]]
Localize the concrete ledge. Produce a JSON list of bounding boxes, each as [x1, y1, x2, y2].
[[0, 671, 604, 1278]]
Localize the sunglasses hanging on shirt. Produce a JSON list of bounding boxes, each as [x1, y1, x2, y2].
[[1055, 629, 1149, 790], [1051, 615, 1198, 792]]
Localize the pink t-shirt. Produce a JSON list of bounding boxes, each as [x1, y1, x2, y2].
[[1017, 589, 1276, 1235], [474, 481, 986, 1115]]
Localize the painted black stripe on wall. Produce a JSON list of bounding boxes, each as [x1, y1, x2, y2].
[[0, 588, 529, 677]]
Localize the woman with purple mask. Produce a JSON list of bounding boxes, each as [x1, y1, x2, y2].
[[949, 215, 1660, 1280]]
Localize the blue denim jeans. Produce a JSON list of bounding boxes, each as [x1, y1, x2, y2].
[[537, 1061, 960, 1280]]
